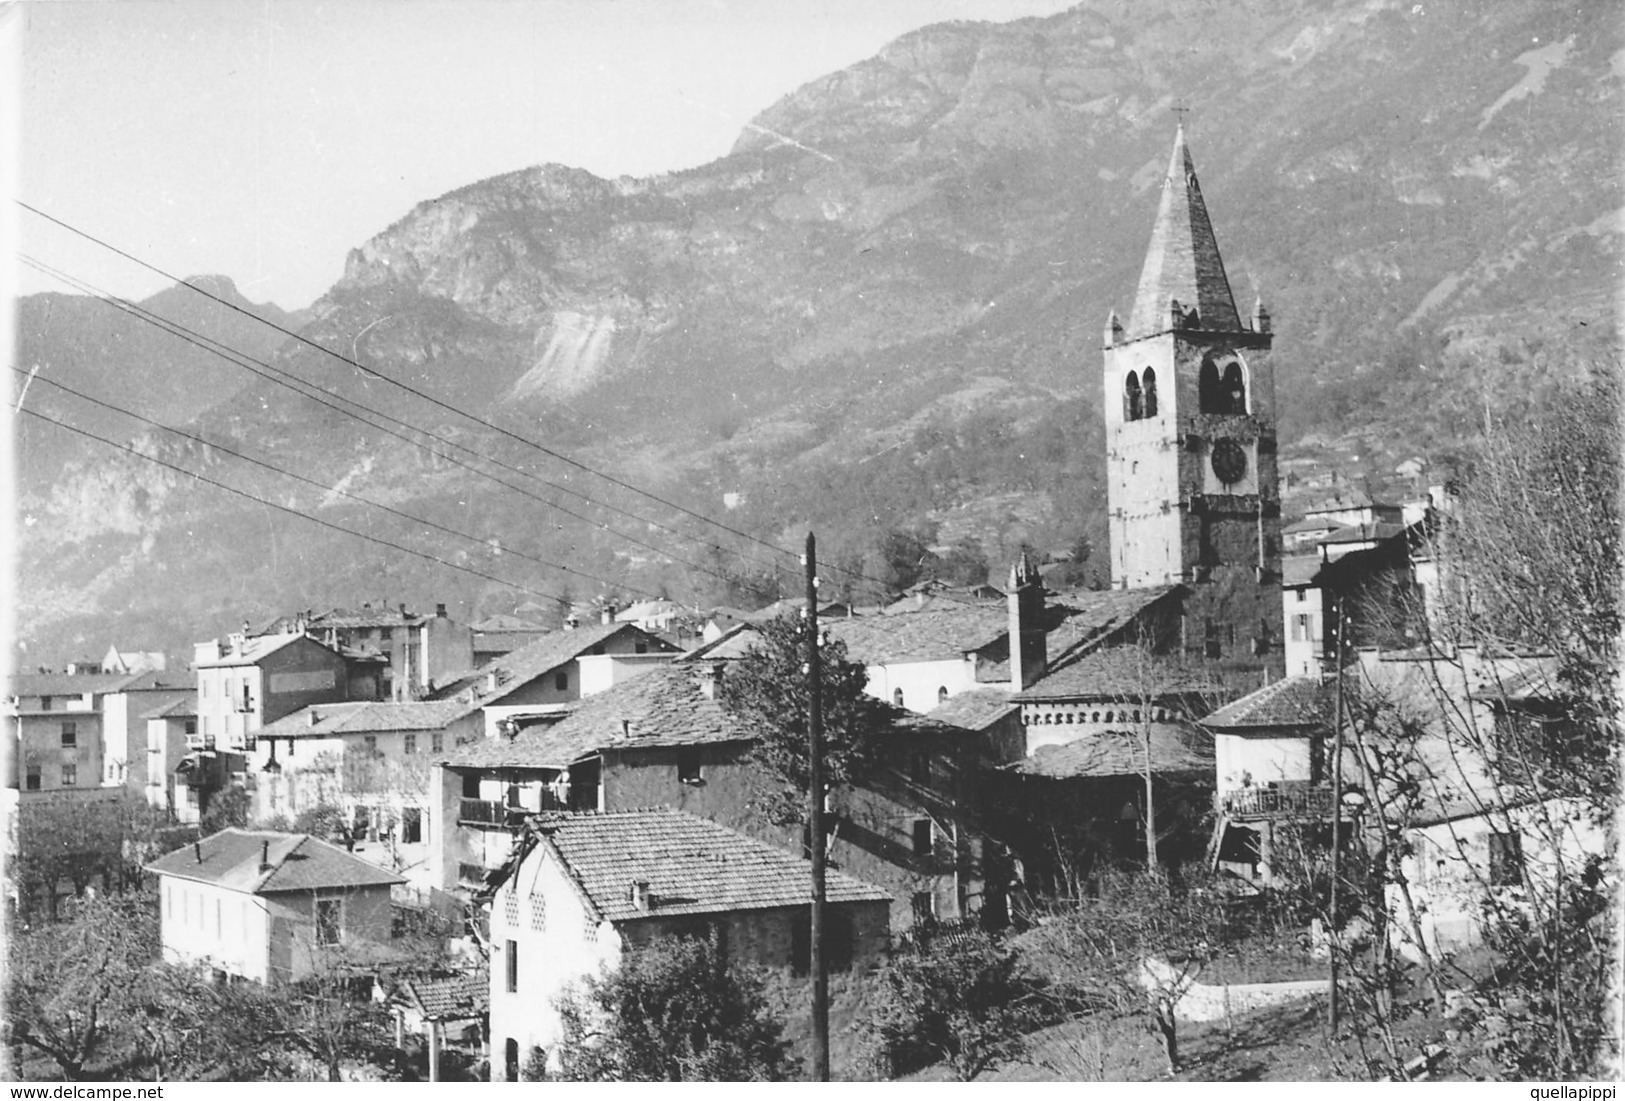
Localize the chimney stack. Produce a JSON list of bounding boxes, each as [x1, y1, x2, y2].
[[259, 839, 271, 872], [308, 709, 320, 726], [601, 602, 616, 625], [629, 880, 652, 911], [194, 840, 204, 865], [699, 662, 724, 700], [399, 603, 408, 618], [1007, 552, 1048, 692]]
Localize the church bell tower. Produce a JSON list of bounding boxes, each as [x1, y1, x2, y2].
[[1103, 127, 1283, 673]]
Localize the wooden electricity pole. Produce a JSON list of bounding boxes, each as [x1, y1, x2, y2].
[[1328, 593, 1346, 1033], [805, 532, 830, 1081]]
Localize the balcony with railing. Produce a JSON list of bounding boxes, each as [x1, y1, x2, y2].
[[457, 789, 573, 828], [1219, 780, 1336, 820]]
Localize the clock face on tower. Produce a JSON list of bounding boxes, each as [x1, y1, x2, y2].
[[1210, 438, 1248, 485]]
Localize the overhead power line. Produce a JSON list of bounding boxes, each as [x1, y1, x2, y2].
[[18, 200, 816, 569], [16, 406, 614, 607], [11, 366, 653, 599], [18, 253, 770, 590]]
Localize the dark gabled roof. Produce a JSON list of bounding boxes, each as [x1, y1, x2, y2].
[[307, 605, 427, 629], [1282, 515, 1346, 535], [827, 606, 1008, 664], [142, 697, 199, 720], [145, 828, 404, 893], [392, 969, 489, 1021], [7, 671, 144, 697], [929, 689, 1017, 732], [443, 662, 963, 771], [1282, 555, 1322, 588], [470, 613, 550, 633], [194, 632, 333, 669], [258, 700, 471, 739], [441, 622, 677, 708], [443, 663, 753, 770], [1015, 645, 1217, 703], [1318, 522, 1407, 547], [1200, 675, 1330, 731], [1006, 726, 1214, 780], [676, 623, 762, 663], [1024, 586, 1184, 673], [535, 809, 889, 923]]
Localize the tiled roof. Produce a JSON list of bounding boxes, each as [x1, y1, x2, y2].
[[258, 699, 471, 739], [1282, 516, 1344, 535], [7, 671, 144, 696], [308, 606, 427, 629], [194, 632, 323, 669], [1006, 726, 1214, 779], [1200, 675, 1329, 730], [471, 614, 550, 632], [826, 605, 1009, 664], [677, 623, 761, 662], [1307, 489, 1376, 513], [142, 697, 199, 720], [442, 622, 675, 708], [536, 809, 889, 922], [145, 828, 404, 893], [443, 663, 754, 769], [1033, 586, 1183, 669], [393, 969, 489, 1020], [1282, 555, 1322, 587], [929, 689, 1017, 731], [1319, 522, 1406, 546], [1016, 645, 1218, 702], [443, 662, 960, 770]]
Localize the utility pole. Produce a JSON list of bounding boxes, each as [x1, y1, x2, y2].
[[804, 532, 829, 1081], [1328, 593, 1346, 1033]]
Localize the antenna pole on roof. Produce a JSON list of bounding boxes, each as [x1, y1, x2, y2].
[[804, 531, 829, 1082]]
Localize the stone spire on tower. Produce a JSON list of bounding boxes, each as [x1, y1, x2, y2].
[[1125, 126, 1243, 340]]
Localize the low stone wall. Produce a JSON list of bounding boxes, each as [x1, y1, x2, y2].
[[1140, 957, 1329, 1023]]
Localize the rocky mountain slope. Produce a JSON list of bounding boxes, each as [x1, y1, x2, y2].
[[15, 0, 1622, 661]]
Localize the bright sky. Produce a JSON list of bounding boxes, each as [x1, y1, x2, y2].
[[13, 0, 1076, 310]]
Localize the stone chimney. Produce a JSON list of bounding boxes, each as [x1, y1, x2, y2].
[[629, 880, 652, 912], [600, 602, 616, 625], [308, 709, 320, 726], [259, 839, 272, 872], [699, 662, 724, 700], [399, 603, 408, 618], [1007, 552, 1047, 692], [1103, 307, 1123, 347], [564, 613, 579, 631]]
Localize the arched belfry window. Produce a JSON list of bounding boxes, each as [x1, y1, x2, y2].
[[1124, 372, 1144, 421], [1142, 368, 1158, 418], [1222, 362, 1247, 413], [1199, 357, 1249, 414]]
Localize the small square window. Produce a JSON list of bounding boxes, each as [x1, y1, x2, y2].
[[39, 696, 52, 711], [60, 722, 78, 747], [1489, 831, 1524, 888], [25, 766, 41, 791], [403, 734, 417, 755], [555, 672, 568, 692], [380, 628, 393, 642], [431, 732, 444, 753], [912, 819, 933, 856], [635, 642, 648, 655], [61, 764, 78, 787], [184, 719, 197, 736], [364, 735, 378, 755]]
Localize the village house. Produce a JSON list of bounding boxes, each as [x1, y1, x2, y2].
[[386, 967, 489, 1082], [250, 700, 484, 885], [469, 613, 551, 666], [433, 619, 679, 741], [192, 631, 354, 753], [99, 670, 194, 793], [434, 659, 988, 933], [145, 828, 404, 984], [142, 697, 198, 820], [1199, 674, 1335, 882], [6, 669, 145, 795], [286, 603, 476, 701], [486, 808, 890, 1081], [100, 645, 168, 675]]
